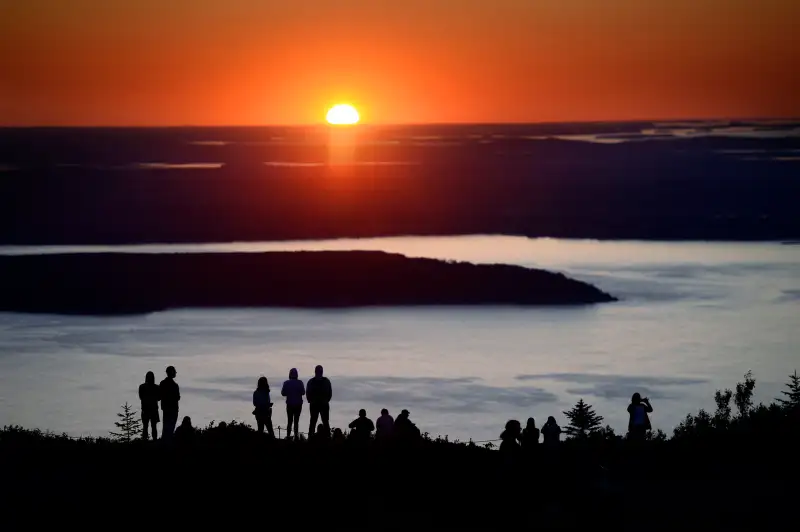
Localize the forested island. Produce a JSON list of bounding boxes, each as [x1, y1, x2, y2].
[[0, 250, 616, 315]]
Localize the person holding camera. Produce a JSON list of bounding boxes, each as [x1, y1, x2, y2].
[[627, 393, 653, 441]]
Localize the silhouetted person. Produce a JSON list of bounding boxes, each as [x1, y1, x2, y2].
[[253, 376, 274, 437], [500, 419, 522, 456], [281, 368, 305, 440], [306, 365, 332, 437], [394, 409, 421, 444], [348, 409, 375, 443], [332, 428, 346, 445], [313, 423, 330, 445], [159, 366, 180, 441], [138, 371, 160, 441], [541, 416, 561, 447], [174, 416, 196, 445], [521, 417, 540, 451], [376, 408, 394, 440], [627, 393, 653, 442]]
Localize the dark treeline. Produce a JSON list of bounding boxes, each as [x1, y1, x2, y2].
[[3, 371, 798, 528], [0, 251, 615, 315], [1, 126, 799, 245]]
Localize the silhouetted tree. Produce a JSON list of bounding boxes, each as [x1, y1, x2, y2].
[[109, 402, 141, 443], [777, 371, 800, 409], [734, 371, 756, 417], [596, 424, 621, 441], [713, 388, 733, 428], [563, 399, 603, 438]]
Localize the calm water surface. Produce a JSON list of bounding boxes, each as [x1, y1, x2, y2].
[[1, 236, 797, 442]]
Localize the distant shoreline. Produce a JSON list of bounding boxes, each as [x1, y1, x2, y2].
[[2, 125, 798, 245], [0, 250, 616, 315]]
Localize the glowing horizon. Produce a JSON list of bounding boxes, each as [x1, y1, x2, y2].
[[2, 1, 798, 126]]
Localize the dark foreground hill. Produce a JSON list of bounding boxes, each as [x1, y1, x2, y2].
[[3, 371, 798, 527], [0, 250, 615, 315], [2, 421, 797, 529]]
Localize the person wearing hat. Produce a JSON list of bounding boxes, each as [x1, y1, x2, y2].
[[159, 365, 181, 441], [394, 408, 420, 443]]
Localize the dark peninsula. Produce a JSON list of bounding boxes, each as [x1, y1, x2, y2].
[[0, 251, 615, 315]]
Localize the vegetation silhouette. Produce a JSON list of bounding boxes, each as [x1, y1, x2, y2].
[[0, 251, 615, 315], [108, 402, 141, 443], [563, 398, 604, 438], [3, 370, 798, 527]]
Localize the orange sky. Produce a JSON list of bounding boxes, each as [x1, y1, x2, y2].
[[1, 0, 798, 126]]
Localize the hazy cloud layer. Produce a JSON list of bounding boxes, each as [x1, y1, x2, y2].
[[516, 373, 709, 401], [188, 375, 558, 414], [182, 386, 251, 403], [776, 289, 800, 303]]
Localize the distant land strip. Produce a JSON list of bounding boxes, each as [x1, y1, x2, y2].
[[1, 130, 799, 244], [0, 251, 616, 315]]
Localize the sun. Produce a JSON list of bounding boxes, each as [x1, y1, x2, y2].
[[326, 104, 360, 125]]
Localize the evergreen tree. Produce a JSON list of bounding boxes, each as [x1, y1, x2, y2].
[[563, 398, 604, 438], [777, 371, 800, 409], [734, 370, 756, 417], [109, 402, 141, 443]]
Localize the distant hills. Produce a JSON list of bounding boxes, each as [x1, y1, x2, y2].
[[0, 123, 798, 244]]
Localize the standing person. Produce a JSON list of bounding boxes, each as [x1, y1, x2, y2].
[[627, 393, 653, 442], [253, 376, 274, 437], [306, 365, 332, 437], [281, 368, 305, 440], [521, 417, 540, 451], [159, 366, 180, 441], [376, 408, 394, 440], [138, 371, 160, 441], [541, 416, 562, 447]]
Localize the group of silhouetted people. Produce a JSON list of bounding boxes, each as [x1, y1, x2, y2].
[[499, 416, 563, 456], [140, 366, 653, 446], [251, 365, 339, 440], [499, 394, 654, 457], [138, 364, 423, 444], [138, 366, 187, 442]]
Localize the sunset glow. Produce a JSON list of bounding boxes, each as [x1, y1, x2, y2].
[[326, 104, 360, 125], [1, 2, 798, 125]]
